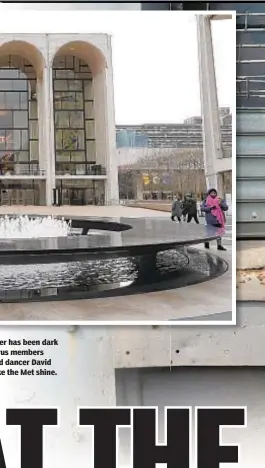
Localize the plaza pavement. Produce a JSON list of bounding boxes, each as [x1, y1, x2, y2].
[[0, 205, 232, 322]]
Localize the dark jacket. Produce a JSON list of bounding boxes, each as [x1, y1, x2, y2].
[[171, 200, 182, 217], [182, 198, 197, 216], [201, 198, 228, 226]]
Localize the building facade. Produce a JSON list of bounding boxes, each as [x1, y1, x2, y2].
[[116, 109, 232, 151], [0, 33, 119, 206]]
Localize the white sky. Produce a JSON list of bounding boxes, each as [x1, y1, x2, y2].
[[0, 7, 235, 125]]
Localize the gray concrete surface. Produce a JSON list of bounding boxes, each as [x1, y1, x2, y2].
[[237, 240, 265, 301]]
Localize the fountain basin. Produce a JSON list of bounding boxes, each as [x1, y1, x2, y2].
[[0, 215, 226, 303]]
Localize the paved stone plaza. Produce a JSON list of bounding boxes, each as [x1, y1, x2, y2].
[[0, 205, 232, 322]]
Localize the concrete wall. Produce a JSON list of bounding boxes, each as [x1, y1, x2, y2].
[[0, 304, 262, 465]]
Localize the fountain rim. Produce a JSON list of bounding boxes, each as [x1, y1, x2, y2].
[[0, 214, 220, 265]]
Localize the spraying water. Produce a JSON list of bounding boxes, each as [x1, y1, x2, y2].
[[0, 215, 71, 239]]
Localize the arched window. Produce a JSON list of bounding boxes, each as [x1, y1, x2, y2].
[[52, 54, 95, 176], [0, 55, 39, 176]]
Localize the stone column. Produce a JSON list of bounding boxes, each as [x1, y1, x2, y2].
[[104, 64, 119, 205], [197, 15, 223, 193], [41, 66, 56, 206], [94, 44, 119, 206]]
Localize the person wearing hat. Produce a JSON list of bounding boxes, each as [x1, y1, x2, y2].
[[200, 188, 228, 251]]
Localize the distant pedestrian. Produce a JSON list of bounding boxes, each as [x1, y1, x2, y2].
[[201, 188, 228, 251], [171, 196, 182, 222], [182, 194, 199, 224]]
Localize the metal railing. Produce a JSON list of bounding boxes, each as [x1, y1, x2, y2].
[[55, 163, 106, 176], [0, 163, 45, 176]]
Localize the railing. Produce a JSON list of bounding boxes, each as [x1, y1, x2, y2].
[[0, 163, 45, 176], [55, 163, 107, 176]]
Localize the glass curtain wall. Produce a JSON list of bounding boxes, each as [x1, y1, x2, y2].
[[0, 56, 39, 176], [52, 55, 101, 176]]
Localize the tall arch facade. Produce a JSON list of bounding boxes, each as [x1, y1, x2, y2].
[[0, 34, 118, 206]]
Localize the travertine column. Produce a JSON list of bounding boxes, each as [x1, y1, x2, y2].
[[197, 15, 223, 196], [94, 55, 119, 205], [41, 66, 56, 205]]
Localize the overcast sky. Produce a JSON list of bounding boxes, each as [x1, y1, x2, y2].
[[0, 6, 235, 125]]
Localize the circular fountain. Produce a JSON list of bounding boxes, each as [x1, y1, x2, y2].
[[0, 214, 228, 303]]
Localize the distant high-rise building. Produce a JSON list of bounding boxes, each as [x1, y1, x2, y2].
[[116, 109, 231, 150]]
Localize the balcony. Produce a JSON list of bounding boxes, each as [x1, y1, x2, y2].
[[0, 162, 45, 177], [55, 162, 107, 176]]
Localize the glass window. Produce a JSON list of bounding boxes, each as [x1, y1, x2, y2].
[[68, 80, 82, 91], [75, 129, 85, 150], [13, 111, 28, 128], [30, 140, 39, 160], [5, 92, 20, 109], [55, 130, 63, 150], [29, 101, 37, 119], [13, 80, 27, 91], [0, 80, 13, 91], [55, 151, 66, 162], [54, 80, 68, 91], [61, 129, 85, 150], [70, 111, 83, 128], [85, 101, 94, 119], [0, 60, 38, 173], [56, 69, 75, 79], [84, 80, 93, 100], [55, 111, 69, 128], [75, 163, 86, 175], [53, 56, 94, 166], [30, 120, 38, 140], [86, 140, 96, 161], [70, 151, 85, 162], [85, 121, 94, 138], [61, 92, 83, 110], [0, 111, 13, 129], [19, 92, 28, 110], [17, 150, 29, 163], [62, 130, 78, 150], [61, 151, 70, 161], [0, 69, 19, 79], [0, 92, 5, 109], [54, 99, 62, 111], [10, 130, 21, 150], [21, 130, 29, 150]]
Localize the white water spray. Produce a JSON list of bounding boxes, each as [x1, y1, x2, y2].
[[0, 215, 71, 239]]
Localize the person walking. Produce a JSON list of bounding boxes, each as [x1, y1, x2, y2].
[[182, 194, 199, 224], [171, 196, 182, 222], [200, 188, 228, 251]]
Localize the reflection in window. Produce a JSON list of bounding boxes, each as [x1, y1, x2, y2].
[[53, 55, 96, 174], [0, 56, 39, 175]]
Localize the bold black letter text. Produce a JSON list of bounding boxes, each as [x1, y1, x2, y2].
[[133, 408, 190, 468], [197, 408, 245, 468], [79, 408, 131, 468], [7, 408, 58, 468]]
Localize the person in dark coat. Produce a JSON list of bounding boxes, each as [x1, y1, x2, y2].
[[182, 194, 199, 224], [171, 197, 182, 222], [200, 188, 228, 251]]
